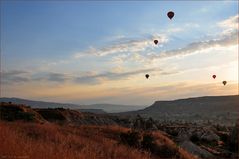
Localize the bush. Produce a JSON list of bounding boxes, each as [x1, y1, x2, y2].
[[120, 130, 140, 147], [141, 134, 156, 152], [120, 131, 158, 153], [156, 144, 178, 158]]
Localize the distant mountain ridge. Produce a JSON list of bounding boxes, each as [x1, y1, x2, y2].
[[146, 95, 239, 112], [0, 97, 145, 113], [0, 97, 79, 109], [80, 103, 146, 113], [120, 95, 239, 125], [77, 109, 107, 114]]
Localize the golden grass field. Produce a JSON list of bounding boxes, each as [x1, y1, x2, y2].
[[0, 121, 195, 159]]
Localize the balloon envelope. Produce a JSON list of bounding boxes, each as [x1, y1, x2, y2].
[[212, 75, 216, 79], [222, 81, 227, 85], [167, 11, 174, 19], [145, 74, 149, 79], [154, 40, 158, 45]]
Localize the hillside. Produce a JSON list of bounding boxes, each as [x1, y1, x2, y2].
[[0, 102, 46, 123], [120, 95, 239, 125], [0, 103, 195, 159], [0, 102, 117, 126]]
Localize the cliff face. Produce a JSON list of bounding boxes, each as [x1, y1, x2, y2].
[[145, 95, 239, 113]]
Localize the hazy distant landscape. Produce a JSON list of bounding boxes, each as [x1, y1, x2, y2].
[[0, 97, 146, 113]]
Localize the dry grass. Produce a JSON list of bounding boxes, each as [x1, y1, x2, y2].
[[0, 121, 150, 159], [0, 121, 196, 159], [152, 131, 197, 159]]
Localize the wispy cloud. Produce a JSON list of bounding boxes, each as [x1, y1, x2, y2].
[[74, 68, 157, 84], [74, 34, 168, 58], [43, 15, 238, 70], [1, 71, 69, 84], [147, 15, 238, 61], [1, 67, 181, 85], [89, 15, 238, 67], [149, 30, 237, 60], [42, 72, 68, 82], [1, 70, 30, 84], [218, 14, 238, 35], [110, 29, 237, 66]]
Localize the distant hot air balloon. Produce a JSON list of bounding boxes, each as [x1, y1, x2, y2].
[[167, 11, 174, 20], [154, 40, 158, 45], [145, 74, 149, 79], [222, 81, 227, 86], [212, 75, 216, 79]]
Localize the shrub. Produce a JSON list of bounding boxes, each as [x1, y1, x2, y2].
[[141, 134, 156, 152], [156, 144, 178, 158], [120, 130, 140, 147]]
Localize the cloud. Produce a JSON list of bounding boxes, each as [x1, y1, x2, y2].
[[1, 70, 30, 84], [2, 70, 29, 76], [218, 14, 238, 35], [111, 28, 237, 65], [149, 29, 237, 60], [1, 71, 68, 84], [74, 68, 157, 85], [73, 67, 181, 85], [1, 67, 180, 85], [74, 34, 168, 58], [109, 15, 238, 63], [74, 75, 100, 85], [217, 15, 239, 30], [73, 67, 179, 85], [46, 73, 68, 82], [30, 72, 68, 83], [71, 15, 235, 70]]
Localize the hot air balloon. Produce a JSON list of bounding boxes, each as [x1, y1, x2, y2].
[[145, 74, 149, 79], [154, 40, 158, 45], [212, 75, 216, 79], [167, 11, 174, 20], [222, 81, 227, 85]]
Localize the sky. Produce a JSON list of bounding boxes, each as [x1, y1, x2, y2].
[[1, 1, 238, 105]]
